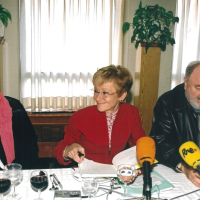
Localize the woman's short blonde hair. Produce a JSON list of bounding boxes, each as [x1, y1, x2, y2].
[[92, 65, 133, 97]]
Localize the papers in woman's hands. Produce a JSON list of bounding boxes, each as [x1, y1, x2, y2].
[[112, 145, 138, 168], [80, 146, 139, 177], [80, 159, 117, 177]]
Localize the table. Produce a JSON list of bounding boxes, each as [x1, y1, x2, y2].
[[2, 164, 200, 200]]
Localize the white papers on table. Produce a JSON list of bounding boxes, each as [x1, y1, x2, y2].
[[126, 169, 174, 194]]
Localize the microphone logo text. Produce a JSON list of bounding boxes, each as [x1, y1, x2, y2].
[[182, 148, 197, 158]]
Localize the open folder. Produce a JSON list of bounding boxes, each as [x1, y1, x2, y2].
[[79, 146, 156, 177]]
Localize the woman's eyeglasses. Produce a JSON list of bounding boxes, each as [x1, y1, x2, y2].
[[91, 89, 117, 98]]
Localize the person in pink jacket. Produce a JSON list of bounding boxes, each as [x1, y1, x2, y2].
[[53, 65, 145, 166]]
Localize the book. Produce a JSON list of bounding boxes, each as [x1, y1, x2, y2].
[[79, 146, 157, 177]]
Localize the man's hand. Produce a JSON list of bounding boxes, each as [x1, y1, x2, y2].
[[63, 143, 85, 164], [181, 163, 200, 187]]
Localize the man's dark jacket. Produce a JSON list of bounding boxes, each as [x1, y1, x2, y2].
[[150, 83, 199, 170], [0, 96, 39, 169]]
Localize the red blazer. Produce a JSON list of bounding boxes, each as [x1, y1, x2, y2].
[[53, 103, 145, 165]]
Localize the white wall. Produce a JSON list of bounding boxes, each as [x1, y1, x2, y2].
[[1, 0, 19, 99], [123, 0, 176, 101], [1, 0, 176, 100]]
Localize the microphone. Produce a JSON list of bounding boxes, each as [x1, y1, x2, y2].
[[136, 136, 156, 200], [179, 141, 200, 171]]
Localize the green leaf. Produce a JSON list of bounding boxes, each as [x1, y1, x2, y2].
[[135, 41, 140, 49], [122, 22, 130, 34], [145, 43, 152, 53], [175, 17, 179, 23], [133, 16, 140, 25], [0, 15, 8, 27], [139, 1, 142, 10], [170, 38, 175, 45], [0, 4, 11, 27], [131, 35, 135, 43], [159, 43, 166, 52], [167, 11, 173, 17]]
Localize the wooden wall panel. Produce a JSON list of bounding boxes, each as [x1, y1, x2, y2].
[[28, 112, 74, 158], [134, 47, 161, 135]]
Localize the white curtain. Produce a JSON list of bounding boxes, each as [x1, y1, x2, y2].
[[19, 0, 124, 112], [171, 0, 200, 89]]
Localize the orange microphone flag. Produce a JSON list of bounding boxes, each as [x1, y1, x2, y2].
[[136, 136, 156, 165]]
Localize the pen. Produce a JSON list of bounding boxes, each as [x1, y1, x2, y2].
[[78, 152, 84, 157], [53, 174, 63, 189]]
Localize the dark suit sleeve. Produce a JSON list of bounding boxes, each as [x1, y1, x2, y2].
[[5, 97, 39, 169]]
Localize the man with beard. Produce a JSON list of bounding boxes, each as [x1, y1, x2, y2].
[[150, 61, 200, 187]]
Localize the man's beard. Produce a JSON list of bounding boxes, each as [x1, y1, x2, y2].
[[185, 91, 200, 110]]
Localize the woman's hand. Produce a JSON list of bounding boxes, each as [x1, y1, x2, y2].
[[63, 143, 85, 164], [181, 163, 200, 187], [135, 169, 140, 177]]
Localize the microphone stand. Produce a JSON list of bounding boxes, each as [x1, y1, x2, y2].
[[142, 161, 152, 200]]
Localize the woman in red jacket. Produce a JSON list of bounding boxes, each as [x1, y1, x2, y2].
[[53, 65, 145, 166]]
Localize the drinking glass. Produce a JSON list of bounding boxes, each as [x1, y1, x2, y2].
[[0, 173, 11, 200], [81, 177, 98, 199], [30, 170, 48, 200], [117, 164, 136, 194], [3, 163, 23, 199]]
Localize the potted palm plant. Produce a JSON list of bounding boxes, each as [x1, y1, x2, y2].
[[122, 2, 179, 52], [0, 4, 11, 39]]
